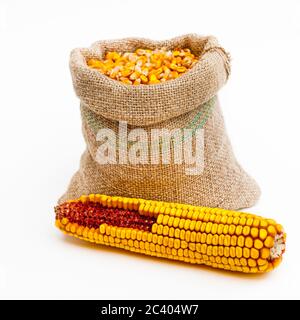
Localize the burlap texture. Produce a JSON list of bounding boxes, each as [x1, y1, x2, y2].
[[59, 34, 260, 209]]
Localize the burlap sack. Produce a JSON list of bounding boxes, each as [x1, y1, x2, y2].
[[59, 34, 260, 210]]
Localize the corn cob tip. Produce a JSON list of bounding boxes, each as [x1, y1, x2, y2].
[[270, 233, 285, 261]]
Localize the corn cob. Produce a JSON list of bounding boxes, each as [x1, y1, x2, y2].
[[55, 194, 286, 274]]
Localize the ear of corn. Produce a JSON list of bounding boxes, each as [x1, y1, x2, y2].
[[55, 194, 286, 274]]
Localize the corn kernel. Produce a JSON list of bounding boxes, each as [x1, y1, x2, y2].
[[260, 248, 270, 259], [264, 236, 275, 248], [267, 225, 277, 237], [254, 239, 264, 250], [259, 229, 268, 240], [245, 237, 253, 248]]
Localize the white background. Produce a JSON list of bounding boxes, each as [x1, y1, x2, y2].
[[0, 0, 300, 300]]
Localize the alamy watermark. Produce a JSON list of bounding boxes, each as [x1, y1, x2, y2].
[[95, 121, 205, 175]]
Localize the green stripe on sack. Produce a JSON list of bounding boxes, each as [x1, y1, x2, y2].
[[82, 97, 216, 137]]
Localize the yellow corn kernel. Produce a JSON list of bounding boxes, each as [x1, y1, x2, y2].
[[158, 206, 165, 214], [82, 227, 89, 238], [224, 235, 231, 247], [165, 207, 171, 215], [173, 239, 180, 249], [180, 229, 186, 240], [276, 224, 284, 234], [151, 223, 158, 233], [236, 247, 243, 258], [185, 231, 191, 242], [190, 232, 196, 242], [220, 216, 227, 224], [168, 227, 175, 238], [212, 234, 219, 246], [189, 243, 196, 251], [173, 217, 180, 228], [163, 226, 169, 236], [260, 220, 268, 228], [157, 214, 163, 224], [157, 225, 163, 235], [190, 220, 196, 231], [174, 208, 181, 216], [233, 217, 240, 225], [245, 237, 253, 248], [169, 71, 179, 79], [252, 218, 260, 227], [250, 227, 259, 238], [237, 236, 245, 247], [111, 227, 117, 237], [138, 74, 148, 84], [61, 217, 69, 225], [227, 217, 234, 225], [239, 217, 247, 226], [181, 241, 188, 249], [219, 234, 225, 246], [260, 248, 270, 259], [76, 226, 84, 236], [167, 217, 174, 228], [243, 247, 250, 258], [254, 239, 264, 250], [246, 218, 253, 226], [242, 226, 250, 236], [218, 246, 224, 257], [99, 224, 106, 234], [259, 263, 269, 272], [137, 230, 143, 240], [201, 244, 207, 254], [217, 224, 224, 235], [247, 259, 257, 268], [257, 258, 267, 266], [186, 211, 194, 219], [221, 257, 228, 265], [146, 233, 152, 243], [184, 219, 191, 230], [149, 74, 159, 84], [192, 211, 199, 220], [194, 221, 202, 232], [250, 248, 259, 259], [235, 225, 243, 236], [259, 228, 268, 240], [174, 228, 180, 238], [224, 247, 230, 257], [240, 258, 247, 266], [206, 234, 212, 245], [264, 236, 275, 248], [230, 235, 237, 246], [267, 225, 277, 237], [230, 247, 236, 258], [176, 66, 187, 73], [205, 222, 213, 233], [228, 225, 236, 235]]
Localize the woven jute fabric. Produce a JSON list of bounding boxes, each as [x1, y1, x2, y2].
[[59, 34, 260, 210]]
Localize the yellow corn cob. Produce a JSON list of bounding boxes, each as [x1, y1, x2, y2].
[[55, 194, 286, 274]]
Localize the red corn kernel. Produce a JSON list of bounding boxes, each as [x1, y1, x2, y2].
[[55, 201, 155, 231]]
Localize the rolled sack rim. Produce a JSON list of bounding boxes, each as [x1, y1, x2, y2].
[[69, 34, 231, 126]]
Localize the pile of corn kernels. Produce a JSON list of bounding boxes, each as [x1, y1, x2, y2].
[[87, 48, 199, 85]]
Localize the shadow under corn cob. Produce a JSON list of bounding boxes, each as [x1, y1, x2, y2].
[[55, 194, 286, 274]]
